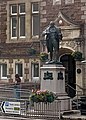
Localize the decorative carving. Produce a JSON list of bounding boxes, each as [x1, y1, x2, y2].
[[43, 71, 53, 80], [60, 41, 77, 50], [9, 68, 13, 74], [24, 59, 29, 63], [62, 30, 71, 37], [24, 68, 29, 74], [9, 59, 13, 63]]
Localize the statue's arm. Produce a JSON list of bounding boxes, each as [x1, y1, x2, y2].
[[58, 28, 63, 41], [42, 27, 50, 36], [42, 30, 46, 36], [59, 33, 63, 41]]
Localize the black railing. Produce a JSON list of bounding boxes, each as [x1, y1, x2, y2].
[[66, 83, 83, 110]]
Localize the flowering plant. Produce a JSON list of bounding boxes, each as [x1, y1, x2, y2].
[[39, 52, 48, 62], [30, 90, 57, 103], [71, 51, 84, 61]]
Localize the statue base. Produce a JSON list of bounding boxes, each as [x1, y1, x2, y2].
[[45, 60, 62, 65], [40, 63, 72, 111]]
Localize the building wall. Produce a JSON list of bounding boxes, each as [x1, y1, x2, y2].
[[40, 0, 86, 93], [0, 0, 41, 83], [0, 0, 86, 93], [40, 0, 85, 32]]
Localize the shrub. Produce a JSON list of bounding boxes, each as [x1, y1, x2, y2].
[[71, 51, 83, 60], [39, 52, 48, 62], [30, 90, 57, 103]]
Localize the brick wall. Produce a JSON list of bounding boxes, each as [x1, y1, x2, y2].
[[40, 0, 85, 32], [40, 0, 86, 91], [0, 0, 40, 58]]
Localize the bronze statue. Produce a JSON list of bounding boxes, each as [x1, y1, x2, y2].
[[42, 21, 62, 64]]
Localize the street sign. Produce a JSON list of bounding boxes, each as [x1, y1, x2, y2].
[[1, 101, 20, 114]]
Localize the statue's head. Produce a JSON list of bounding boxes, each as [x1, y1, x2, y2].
[[50, 21, 55, 27]]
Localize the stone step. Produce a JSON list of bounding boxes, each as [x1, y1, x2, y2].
[[62, 110, 86, 120]]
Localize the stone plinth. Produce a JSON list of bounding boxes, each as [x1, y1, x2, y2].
[[41, 64, 66, 94], [40, 63, 72, 111]]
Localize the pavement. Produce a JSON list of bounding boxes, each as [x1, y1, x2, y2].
[[0, 113, 86, 120], [0, 116, 45, 120], [62, 110, 86, 120], [62, 114, 86, 120]]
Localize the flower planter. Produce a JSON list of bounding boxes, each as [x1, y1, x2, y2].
[[40, 52, 48, 62], [30, 90, 56, 103], [71, 51, 84, 61]]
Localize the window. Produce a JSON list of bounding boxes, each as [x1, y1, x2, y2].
[[53, 0, 61, 5], [31, 63, 39, 80], [15, 63, 23, 77], [31, 2, 40, 37], [65, 0, 74, 4], [0, 64, 7, 79], [10, 3, 25, 39]]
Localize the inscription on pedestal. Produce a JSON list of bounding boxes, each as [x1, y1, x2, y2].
[[58, 71, 64, 80], [43, 71, 53, 80]]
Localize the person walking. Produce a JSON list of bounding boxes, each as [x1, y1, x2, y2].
[[14, 74, 21, 99]]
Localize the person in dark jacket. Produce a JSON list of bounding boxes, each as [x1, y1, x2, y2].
[[15, 74, 21, 85], [14, 74, 21, 99]]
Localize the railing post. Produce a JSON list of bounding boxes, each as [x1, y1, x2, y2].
[[76, 91, 78, 109], [58, 100, 61, 119], [25, 100, 28, 116]]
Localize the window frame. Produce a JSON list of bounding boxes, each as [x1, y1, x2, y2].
[[0, 64, 7, 79], [10, 3, 26, 40], [31, 62, 39, 81], [10, 16, 17, 39], [10, 4, 17, 15], [19, 15, 26, 38], [15, 63, 23, 79], [53, 0, 61, 5], [31, 2, 40, 37], [65, 0, 74, 4]]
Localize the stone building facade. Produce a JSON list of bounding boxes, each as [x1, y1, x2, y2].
[[40, 0, 86, 97], [0, 0, 86, 97], [0, 0, 41, 83]]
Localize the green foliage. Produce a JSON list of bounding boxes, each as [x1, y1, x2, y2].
[[71, 51, 83, 60], [30, 90, 57, 103], [39, 52, 48, 62]]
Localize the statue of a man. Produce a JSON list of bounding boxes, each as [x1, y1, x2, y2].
[[42, 21, 62, 64]]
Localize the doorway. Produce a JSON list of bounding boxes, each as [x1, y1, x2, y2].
[[60, 54, 76, 98]]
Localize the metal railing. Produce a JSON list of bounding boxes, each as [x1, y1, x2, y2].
[[66, 83, 83, 110], [75, 83, 86, 95], [0, 97, 28, 116], [0, 85, 61, 119], [27, 100, 61, 119], [0, 86, 31, 99], [0, 97, 61, 119]]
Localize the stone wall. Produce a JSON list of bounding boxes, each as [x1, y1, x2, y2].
[[40, 0, 85, 33], [0, 0, 40, 58], [40, 0, 86, 92]]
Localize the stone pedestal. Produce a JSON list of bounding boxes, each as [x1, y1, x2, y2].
[[41, 64, 66, 93], [40, 64, 72, 111]]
